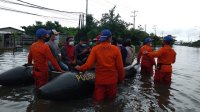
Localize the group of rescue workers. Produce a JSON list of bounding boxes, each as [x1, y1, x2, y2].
[[137, 36, 176, 84], [27, 28, 176, 102]]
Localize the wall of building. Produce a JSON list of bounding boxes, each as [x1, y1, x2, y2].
[[0, 34, 4, 48]]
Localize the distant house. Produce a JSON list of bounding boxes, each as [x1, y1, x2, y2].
[[0, 27, 24, 33], [0, 27, 24, 49]]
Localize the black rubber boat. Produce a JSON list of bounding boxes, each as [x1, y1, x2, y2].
[[0, 63, 138, 101], [36, 63, 138, 101], [0, 65, 33, 86]]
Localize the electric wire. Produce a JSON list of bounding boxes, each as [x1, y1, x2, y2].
[[0, 0, 80, 20], [0, 6, 79, 21], [0, 0, 83, 14]]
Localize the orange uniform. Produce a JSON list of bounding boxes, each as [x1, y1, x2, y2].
[[137, 45, 156, 76], [79, 42, 125, 101], [28, 40, 62, 88], [148, 45, 176, 84]]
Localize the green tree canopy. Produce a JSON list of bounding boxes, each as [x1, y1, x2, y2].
[[21, 6, 164, 46], [21, 21, 78, 36]]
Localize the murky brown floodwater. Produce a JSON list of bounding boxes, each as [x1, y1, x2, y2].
[[0, 45, 200, 112]]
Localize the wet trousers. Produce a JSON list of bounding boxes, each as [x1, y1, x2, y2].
[[33, 70, 49, 89], [154, 70, 172, 84], [93, 83, 117, 101], [140, 64, 153, 76]]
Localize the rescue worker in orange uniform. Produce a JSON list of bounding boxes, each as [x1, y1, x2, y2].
[[75, 29, 125, 102], [147, 35, 176, 84], [28, 28, 62, 89], [137, 37, 156, 76]]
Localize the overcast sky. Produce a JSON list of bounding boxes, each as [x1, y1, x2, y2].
[[1, 0, 200, 41]]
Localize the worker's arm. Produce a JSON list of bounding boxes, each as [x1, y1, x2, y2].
[[149, 48, 156, 65], [78, 48, 96, 71], [148, 48, 162, 58]]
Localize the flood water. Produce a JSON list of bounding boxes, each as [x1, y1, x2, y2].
[[0, 45, 200, 112]]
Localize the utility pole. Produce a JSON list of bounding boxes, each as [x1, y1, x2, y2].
[[82, 14, 84, 27], [86, 0, 88, 26], [131, 10, 138, 29], [144, 24, 147, 32], [78, 14, 84, 29], [161, 31, 164, 38], [153, 25, 157, 36], [78, 14, 81, 29]]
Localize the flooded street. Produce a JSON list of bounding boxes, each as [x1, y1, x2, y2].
[[0, 45, 200, 112]]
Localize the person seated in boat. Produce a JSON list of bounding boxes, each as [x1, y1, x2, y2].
[[74, 37, 91, 65], [116, 38, 128, 67], [137, 37, 156, 76], [46, 29, 69, 71], [75, 29, 125, 102], [124, 38, 135, 66], [61, 37, 76, 71], [27, 28, 63, 89], [88, 35, 101, 49]]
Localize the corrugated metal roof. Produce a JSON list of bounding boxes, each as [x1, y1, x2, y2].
[[0, 31, 11, 34]]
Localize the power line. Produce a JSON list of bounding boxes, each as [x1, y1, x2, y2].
[[16, 0, 84, 14], [0, 6, 79, 21], [0, 0, 84, 15], [0, 0, 80, 20]]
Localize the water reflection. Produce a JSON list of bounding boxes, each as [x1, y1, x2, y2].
[[0, 85, 32, 112], [26, 97, 96, 112], [0, 86, 33, 101], [154, 84, 174, 112]]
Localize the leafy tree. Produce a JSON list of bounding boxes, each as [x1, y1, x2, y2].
[[75, 14, 99, 42], [99, 6, 129, 38], [21, 21, 78, 36], [21, 7, 164, 47]]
